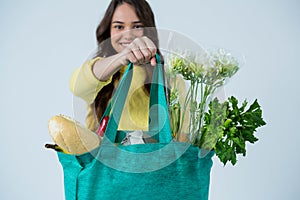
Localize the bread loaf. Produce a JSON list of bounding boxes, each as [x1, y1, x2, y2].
[[48, 114, 101, 154]]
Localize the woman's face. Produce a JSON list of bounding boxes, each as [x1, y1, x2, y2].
[[110, 3, 144, 53]]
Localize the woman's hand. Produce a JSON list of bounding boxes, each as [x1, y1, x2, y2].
[[92, 36, 157, 81], [120, 36, 157, 66]]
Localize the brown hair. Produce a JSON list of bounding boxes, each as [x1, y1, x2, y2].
[[93, 0, 163, 122]]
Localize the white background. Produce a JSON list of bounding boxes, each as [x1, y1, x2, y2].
[[1, 0, 299, 199]]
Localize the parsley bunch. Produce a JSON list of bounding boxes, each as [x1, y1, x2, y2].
[[200, 96, 266, 165]]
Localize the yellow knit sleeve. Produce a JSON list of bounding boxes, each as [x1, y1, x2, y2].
[[69, 57, 113, 104]]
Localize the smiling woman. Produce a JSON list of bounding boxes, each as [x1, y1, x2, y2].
[[69, 0, 163, 137]]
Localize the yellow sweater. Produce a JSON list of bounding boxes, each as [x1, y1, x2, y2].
[[69, 57, 150, 132]]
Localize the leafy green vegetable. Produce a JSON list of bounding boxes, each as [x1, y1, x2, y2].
[[200, 96, 266, 166], [199, 98, 227, 150]]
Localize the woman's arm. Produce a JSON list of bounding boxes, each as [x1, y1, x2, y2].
[[69, 36, 157, 103]]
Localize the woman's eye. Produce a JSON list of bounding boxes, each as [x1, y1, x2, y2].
[[134, 24, 144, 29], [114, 25, 123, 30]]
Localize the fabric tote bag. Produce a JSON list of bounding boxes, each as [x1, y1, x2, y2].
[[57, 55, 214, 200]]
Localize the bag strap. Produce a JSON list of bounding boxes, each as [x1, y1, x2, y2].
[[148, 54, 172, 142], [101, 54, 172, 144]]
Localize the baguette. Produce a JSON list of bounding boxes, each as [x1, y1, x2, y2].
[[48, 114, 101, 154]]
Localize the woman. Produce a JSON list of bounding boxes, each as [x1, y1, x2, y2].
[[70, 0, 164, 138]]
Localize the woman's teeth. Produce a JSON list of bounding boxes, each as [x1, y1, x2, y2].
[[121, 43, 130, 47]]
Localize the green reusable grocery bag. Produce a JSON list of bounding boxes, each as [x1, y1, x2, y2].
[[57, 55, 214, 200]]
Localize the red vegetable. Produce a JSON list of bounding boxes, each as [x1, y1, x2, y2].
[[96, 116, 109, 137]]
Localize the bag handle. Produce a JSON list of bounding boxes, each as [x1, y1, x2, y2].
[[101, 54, 172, 144], [148, 54, 172, 142]]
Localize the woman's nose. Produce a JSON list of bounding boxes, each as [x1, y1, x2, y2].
[[122, 29, 136, 40]]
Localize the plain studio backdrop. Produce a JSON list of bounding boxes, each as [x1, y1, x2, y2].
[[0, 0, 299, 199]]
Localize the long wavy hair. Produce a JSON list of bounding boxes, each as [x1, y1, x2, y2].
[[93, 0, 163, 123]]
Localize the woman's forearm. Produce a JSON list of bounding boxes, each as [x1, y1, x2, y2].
[[92, 53, 126, 81]]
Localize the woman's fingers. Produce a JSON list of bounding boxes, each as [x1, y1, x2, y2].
[[142, 36, 157, 57], [150, 57, 157, 66], [125, 36, 157, 65]]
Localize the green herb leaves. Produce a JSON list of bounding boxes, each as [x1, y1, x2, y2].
[[201, 96, 266, 166]]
